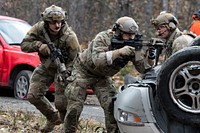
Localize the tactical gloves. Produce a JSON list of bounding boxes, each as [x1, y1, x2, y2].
[[39, 44, 50, 56], [148, 47, 156, 59], [112, 46, 135, 60]]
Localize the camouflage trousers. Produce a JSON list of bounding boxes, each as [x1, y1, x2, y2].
[[63, 64, 118, 133], [27, 64, 67, 122]]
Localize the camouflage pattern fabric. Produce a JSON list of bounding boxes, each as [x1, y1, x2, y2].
[[21, 21, 80, 122], [21, 21, 80, 71], [64, 57, 118, 133], [64, 30, 149, 133], [79, 30, 148, 75], [160, 28, 195, 62], [28, 64, 67, 120]]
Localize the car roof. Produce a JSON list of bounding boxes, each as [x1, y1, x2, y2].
[[0, 15, 26, 22]]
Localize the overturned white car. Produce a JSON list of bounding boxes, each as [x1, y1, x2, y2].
[[114, 46, 200, 133]]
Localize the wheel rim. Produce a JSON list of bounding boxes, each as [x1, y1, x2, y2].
[[169, 61, 200, 113], [16, 75, 29, 99]]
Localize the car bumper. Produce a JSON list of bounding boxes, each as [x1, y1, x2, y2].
[[114, 84, 163, 133], [117, 120, 161, 133]]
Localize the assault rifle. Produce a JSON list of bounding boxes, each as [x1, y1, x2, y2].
[[110, 34, 164, 65], [43, 29, 68, 84], [48, 42, 68, 83]]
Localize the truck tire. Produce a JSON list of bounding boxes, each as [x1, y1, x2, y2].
[[14, 70, 32, 100], [157, 47, 200, 126]]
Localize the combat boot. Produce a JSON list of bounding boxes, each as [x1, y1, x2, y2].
[[40, 112, 62, 133]]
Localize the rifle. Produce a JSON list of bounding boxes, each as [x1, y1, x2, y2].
[[48, 42, 68, 83], [110, 34, 164, 65], [110, 34, 143, 50], [43, 29, 68, 84]]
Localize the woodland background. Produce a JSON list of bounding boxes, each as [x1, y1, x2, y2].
[[1, 1, 200, 132], [0, 0, 200, 45]]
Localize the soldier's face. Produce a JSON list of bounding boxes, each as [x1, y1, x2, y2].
[[122, 33, 135, 40], [48, 20, 62, 35], [156, 25, 170, 39]]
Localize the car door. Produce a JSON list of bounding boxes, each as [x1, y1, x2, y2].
[[0, 39, 3, 79]]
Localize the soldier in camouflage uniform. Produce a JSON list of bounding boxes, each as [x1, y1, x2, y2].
[[63, 16, 151, 133], [150, 12, 195, 64], [21, 5, 80, 133]]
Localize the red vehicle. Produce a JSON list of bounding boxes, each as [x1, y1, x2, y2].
[[0, 15, 93, 100]]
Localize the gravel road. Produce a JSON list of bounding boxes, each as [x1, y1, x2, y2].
[[0, 88, 105, 123]]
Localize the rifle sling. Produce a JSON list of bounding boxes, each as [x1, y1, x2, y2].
[[42, 28, 53, 68]]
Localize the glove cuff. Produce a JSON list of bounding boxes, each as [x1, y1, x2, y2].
[[112, 49, 120, 61]]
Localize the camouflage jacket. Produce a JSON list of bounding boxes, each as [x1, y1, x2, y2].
[[21, 21, 80, 72], [162, 28, 195, 61], [79, 29, 148, 77]]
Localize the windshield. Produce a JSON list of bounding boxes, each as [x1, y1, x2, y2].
[[0, 19, 31, 44]]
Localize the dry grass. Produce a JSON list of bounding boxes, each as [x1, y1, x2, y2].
[[0, 109, 105, 133], [0, 109, 43, 133]]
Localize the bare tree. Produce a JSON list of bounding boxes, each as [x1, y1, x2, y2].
[[0, 0, 199, 44], [162, 0, 168, 11]]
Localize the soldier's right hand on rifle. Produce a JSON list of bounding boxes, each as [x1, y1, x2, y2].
[[39, 44, 50, 56], [112, 46, 135, 60]]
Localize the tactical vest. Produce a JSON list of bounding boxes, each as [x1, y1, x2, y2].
[[37, 22, 72, 66]]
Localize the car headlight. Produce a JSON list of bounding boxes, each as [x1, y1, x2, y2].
[[118, 109, 141, 123]]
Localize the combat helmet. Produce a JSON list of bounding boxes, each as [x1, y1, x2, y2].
[[112, 16, 139, 36], [151, 12, 178, 30], [41, 5, 67, 22]]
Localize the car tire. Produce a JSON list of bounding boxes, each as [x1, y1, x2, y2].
[[157, 47, 200, 126], [14, 70, 32, 100]]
